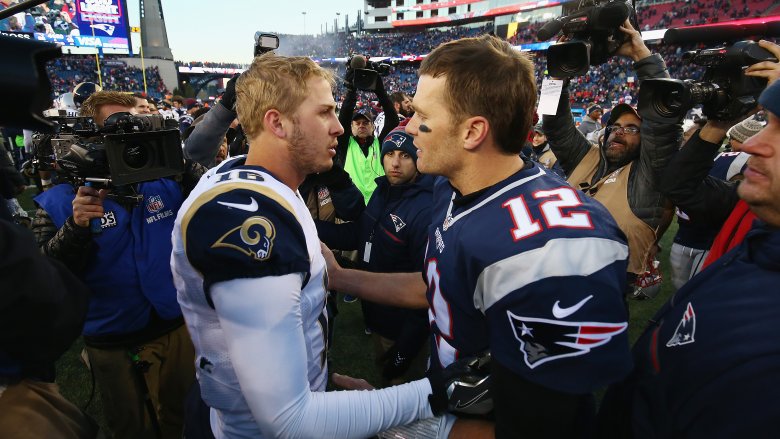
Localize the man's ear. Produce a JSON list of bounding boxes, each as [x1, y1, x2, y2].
[[264, 109, 286, 138], [462, 116, 489, 151]]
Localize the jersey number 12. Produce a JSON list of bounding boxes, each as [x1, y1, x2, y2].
[[502, 187, 593, 240]]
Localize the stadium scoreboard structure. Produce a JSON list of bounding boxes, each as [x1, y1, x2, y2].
[[0, 0, 132, 55]]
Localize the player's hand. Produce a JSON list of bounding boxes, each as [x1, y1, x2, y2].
[[219, 73, 239, 113], [320, 243, 341, 289], [745, 40, 780, 86], [331, 372, 374, 390], [615, 19, 651, 62], [72, 186, 107, 228], [427, 353, 493, 416]]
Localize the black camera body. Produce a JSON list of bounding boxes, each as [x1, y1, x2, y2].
[[254, 32, 280, 57], [35, 111, 184, 189], [539, 0, 637, 77], [349, 55, 391, 91], [638, 41, 776, 122]]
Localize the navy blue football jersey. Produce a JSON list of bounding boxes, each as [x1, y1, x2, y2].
[[425, 163, 632, 394]]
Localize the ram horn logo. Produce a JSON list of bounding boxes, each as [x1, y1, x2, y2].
[[212, 216, 276, 260], [90, 23, 116, 36]]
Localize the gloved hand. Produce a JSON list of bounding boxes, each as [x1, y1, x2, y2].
[[381, 344, 413, 381], [219, 73, 240, 113], [316, 162, 352, 190], [427, 352, 493, 416]]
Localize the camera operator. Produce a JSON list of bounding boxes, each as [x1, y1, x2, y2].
[[30, 91, 204, 439], [542, 19, 681, 289], [597, 78, 780, 438], [337, 57, 400, 205], [0, 218, 98, 438], [657, 40, 780, 275]]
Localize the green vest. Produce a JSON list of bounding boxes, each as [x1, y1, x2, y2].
[[344, 137, 384, 205]]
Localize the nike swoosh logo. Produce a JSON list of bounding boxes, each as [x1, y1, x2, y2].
[[454, 389, 489, 409], [552, 295, 594, 319], [217, 198, 258, 212]]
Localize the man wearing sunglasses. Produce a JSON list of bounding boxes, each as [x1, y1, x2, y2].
[[542, 20, 681, 292]]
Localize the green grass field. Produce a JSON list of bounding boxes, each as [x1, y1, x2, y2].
[[17, 186, 679, 428]]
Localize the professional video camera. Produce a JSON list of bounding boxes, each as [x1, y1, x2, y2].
[[638, 41, 777, 122], [32, 111, 184, 202], [348, 54, 391, 91], [537, 0, 638, 77]]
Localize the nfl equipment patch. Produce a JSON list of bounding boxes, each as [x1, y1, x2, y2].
[[507, 312, 627, 369]]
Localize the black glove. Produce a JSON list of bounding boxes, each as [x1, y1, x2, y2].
[[344, 59, 356, 92], [381, 344, 413, 381], [427, 352, 493, 416], [219, 73, 240, 113], [316, 162, 352, 190]]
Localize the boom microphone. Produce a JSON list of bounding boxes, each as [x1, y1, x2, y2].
[[537, 18, 565, 41], [664, 20, 780, 44], [350, 55, 367, 69]]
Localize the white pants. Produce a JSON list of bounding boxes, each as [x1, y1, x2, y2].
[[669, 243, 707, 290]]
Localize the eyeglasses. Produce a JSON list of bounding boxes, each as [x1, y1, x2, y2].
[[608, 125, 640, 135]]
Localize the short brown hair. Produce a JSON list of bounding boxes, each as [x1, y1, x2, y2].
[[80, 91, 136, 118], [236, 53, 335, 139], [419, 35, 536, 154]]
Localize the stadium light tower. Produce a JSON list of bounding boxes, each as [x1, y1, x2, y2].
[[302, 11, 307, 35], [139, 0, 174, 60]]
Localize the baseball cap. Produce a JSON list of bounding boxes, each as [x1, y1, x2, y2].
[[352, 108, 374, 122], [607, 103, 641, 126], [532, 123, 544, 134], [759, 80, 780, 118]]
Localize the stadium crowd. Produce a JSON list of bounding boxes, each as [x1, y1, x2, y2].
[[4, 0, 780, 437]]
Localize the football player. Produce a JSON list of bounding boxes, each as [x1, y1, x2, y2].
[[324, 35, 633, 438], [171, 53, 471, 438]]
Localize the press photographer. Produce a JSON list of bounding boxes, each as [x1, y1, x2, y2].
[[30, 91, 205, 439], [542, 18, 681, 295], [337, 54, 400, 205]]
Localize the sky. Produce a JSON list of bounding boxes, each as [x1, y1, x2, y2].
[[126, 0, 364, 63]]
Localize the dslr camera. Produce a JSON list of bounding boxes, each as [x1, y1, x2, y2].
[[348, 54, 391, 91], [638, 41, 777, 122], [33, 111, 184, 201], [538, 0, 638, 77]]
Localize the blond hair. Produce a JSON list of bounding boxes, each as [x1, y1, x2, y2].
[[236, 53, 335, 139], [419, 35, 536, 154], [80, 91, 136, 118]]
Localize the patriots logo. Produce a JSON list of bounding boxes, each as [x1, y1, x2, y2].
[[507, 312, 627, 369], [211, 216, 276, 260], [666, 302, 696, 347], [146, 195, 164, 213], [90, 23, 116, 36], [390, 214, 406, 232], [385, 132, 407, 150]]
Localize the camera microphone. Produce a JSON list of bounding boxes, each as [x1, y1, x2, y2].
[[538, 18, 565, 41], [350, 55, 367, 69]]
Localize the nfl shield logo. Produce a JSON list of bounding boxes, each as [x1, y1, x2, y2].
[[146, 195, 164, 213]]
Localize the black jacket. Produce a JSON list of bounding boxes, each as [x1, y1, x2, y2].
[[336, 85, 399, 166], [542, 54, 681, 231]]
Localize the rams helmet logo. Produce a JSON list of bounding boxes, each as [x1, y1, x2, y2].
[[212, 216, 276, 260]]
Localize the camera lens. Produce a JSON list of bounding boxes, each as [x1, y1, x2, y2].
[[652, 89, 685, 119], [123, 144, 148, 169]]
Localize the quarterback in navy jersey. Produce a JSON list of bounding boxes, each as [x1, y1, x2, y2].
[[325, 35, 633, 438]]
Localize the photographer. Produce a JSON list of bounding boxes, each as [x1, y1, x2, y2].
[[337, 57, 400, 205], [0, 218, 98, 438], [542, 19, 681, 287], [30, 91, 203, 439], [657, 39, 780, 274]]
